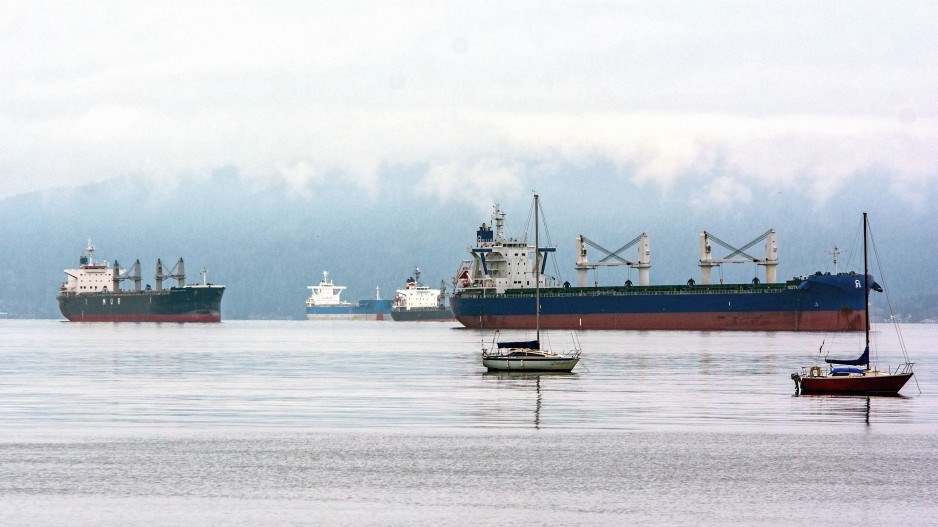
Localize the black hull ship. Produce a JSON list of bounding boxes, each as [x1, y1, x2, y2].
[[57, 241, 224, 322]]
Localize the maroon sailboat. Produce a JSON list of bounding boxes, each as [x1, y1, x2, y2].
[[791, 213, 914, 395]]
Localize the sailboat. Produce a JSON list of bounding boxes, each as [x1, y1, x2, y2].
[[791, 213, 914, 395], [481, 194, 581, 372]]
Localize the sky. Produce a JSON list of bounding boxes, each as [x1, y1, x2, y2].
[[2, 1, 937, 211]]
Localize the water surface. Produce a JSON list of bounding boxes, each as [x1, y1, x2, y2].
[[1, 320, 936, 525]]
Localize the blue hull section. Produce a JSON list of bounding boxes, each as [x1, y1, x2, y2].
[[307, 299, 393, 320], [450, 273, 873, 331]]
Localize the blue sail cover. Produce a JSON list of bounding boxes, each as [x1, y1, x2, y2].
[[825, 346, 869, 366], [497, 340, 540, 349]]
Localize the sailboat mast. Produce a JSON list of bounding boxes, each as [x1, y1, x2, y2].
[[534, 193, 540, 344], [863, 212, 870, 371]]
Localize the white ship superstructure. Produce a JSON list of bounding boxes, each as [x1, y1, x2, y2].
[[453, 204, 556, 295], [393, 268, 443, 311], [306, 271, 352, 308], [61, 240, 116, 294]]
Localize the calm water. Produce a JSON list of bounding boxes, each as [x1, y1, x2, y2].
[[1, 320, 937, 526]]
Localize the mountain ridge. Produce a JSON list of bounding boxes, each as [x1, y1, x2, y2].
[[2, 166, 935, 320]]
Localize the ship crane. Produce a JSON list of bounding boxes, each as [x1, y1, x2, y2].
[[575, 233, 650, 287], [699, 229, 777, 285], [112, 259, 144, 292], [155, 257, 186, 290]]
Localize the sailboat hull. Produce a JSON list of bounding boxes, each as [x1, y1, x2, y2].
[[482, 356, 579, 372], [797, 372, 913, 395]]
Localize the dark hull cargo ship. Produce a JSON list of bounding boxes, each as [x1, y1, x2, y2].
[[57, 241, 224, 322], [449, 205, 874, 332]]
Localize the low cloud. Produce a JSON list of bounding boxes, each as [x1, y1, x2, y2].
[[2, 2, 936, 209]]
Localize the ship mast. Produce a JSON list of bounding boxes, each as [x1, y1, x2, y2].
[[827, 246, 841, 274], [82, 239, 97, 267], [863, 213, 870, 371], [534, 193, 540, 344], [493, 204, 506, 243]]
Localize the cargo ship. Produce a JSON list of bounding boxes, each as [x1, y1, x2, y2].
[[305, 271, 392, 320], [57, 241, 224, 322], [390, 267, 455, 322], [449, 205, 875, 331]]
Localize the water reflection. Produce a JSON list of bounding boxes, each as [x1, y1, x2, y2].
[[792, 393, 913, 426], [481, 371, 579, 429], [2, 320, 935, 432]]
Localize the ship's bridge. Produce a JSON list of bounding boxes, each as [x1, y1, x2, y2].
[[462, 205, 556, 294]]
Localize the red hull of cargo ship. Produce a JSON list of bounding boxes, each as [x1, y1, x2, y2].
[[62, 313, 221, 323], [456, 309, 865, 331]]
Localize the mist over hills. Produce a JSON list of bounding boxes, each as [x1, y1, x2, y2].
[[1, 166, 936, 320]]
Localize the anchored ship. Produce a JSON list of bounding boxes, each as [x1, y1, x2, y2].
[[57, 241, 224, 322], [305, 271, 392, 320], [449, 205, 874, 331], [390, 267, 455, 322]]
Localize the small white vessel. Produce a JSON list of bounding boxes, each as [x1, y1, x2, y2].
[[390, 268, 454, 321], [305, 271, 392, 320]]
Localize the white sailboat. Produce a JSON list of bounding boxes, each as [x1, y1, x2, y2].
[[481, 193, 581, 372]]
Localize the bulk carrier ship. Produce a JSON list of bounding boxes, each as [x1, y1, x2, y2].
[[57, 241, 224, 322], [449, 205, 875, 332]]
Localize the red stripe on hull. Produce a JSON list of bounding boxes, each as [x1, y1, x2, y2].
[[456, 310, 865, 331], [63, 313, 221, 323]]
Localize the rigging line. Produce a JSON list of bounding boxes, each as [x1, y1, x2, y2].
[[705, 231, 764, 260], [717, 229, 773, 259], [534, 198, 580, 354], [538, 199, 555, 247], [580, 234, 643, 264], [845, 221, 863, 274], [598, 237, 641, 263], [868, 220, 911, 363], [537, 201, 566, 285], [734, 229, 773, 253], [819, 218, 865, 353], [522, 200, 535, 242]]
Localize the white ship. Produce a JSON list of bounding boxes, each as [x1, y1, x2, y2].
[[390, 267, 454, 322], [305, 271, 392, 320]]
